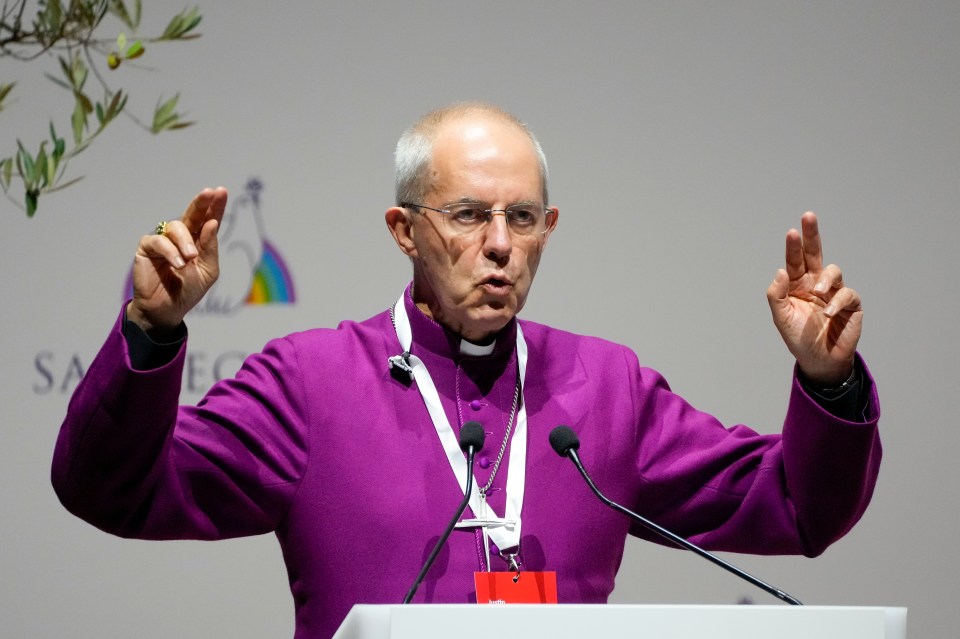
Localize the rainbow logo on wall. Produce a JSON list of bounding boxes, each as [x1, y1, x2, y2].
[[246, 240, 296, 304]]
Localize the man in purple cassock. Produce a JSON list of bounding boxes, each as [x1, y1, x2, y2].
[[52, 103, 881, 639]]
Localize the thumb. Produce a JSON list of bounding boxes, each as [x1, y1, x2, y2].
[[766, 269, 790, 324]]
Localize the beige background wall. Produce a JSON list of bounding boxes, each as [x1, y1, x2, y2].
[[3, 1, 956, 636]]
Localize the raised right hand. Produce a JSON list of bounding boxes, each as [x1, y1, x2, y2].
[[126, 187, 228, 337]]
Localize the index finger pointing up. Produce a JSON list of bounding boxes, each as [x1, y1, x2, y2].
[[181, 187, 228, 235], [784, 227, 806, 280]]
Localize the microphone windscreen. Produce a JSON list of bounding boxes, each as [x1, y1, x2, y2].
[[459, 421, 486, 452], [549, 425, 580, 456]]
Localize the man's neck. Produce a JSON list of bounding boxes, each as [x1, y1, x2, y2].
[[414, 300, 501, 345]]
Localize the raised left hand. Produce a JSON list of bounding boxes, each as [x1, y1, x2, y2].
[[766, 212, 862, 387]]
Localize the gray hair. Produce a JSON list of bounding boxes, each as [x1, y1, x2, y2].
[[394, 103, 549, 206]]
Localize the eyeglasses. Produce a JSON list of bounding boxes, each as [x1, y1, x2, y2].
[[403, 202, 555, 237]]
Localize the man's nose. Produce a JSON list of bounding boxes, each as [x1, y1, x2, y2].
[[482, 212, 513, 262]]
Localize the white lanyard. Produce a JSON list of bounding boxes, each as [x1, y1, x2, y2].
[[391, 296, 527, 555]]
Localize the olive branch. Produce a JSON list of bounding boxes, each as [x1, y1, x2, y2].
[[1, 1, 202, 216]]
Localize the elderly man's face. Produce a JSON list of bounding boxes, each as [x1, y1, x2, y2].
[[388, 115, 557, 342]]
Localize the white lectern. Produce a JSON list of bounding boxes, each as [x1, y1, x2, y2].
[[333, 604, 907, 639]]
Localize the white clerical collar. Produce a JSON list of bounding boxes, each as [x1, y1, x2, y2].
[[459, 339, 496, 357]]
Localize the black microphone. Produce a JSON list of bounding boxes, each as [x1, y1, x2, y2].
[[549, 425, 803, 606], [403, 421, 486, 604]]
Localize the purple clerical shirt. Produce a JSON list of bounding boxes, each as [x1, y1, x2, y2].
[[52, 287, 881, 639]]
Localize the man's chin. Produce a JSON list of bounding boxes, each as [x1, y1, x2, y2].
[[459, 307, 517, 341]]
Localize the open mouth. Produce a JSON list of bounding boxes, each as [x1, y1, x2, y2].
[[481, 276, 513, 292]]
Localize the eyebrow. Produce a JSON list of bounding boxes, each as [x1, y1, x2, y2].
[[445, 197, 542, 208]]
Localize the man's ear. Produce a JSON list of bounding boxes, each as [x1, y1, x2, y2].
[[385, 206, 418, 257], [542, 207, 559, 244]]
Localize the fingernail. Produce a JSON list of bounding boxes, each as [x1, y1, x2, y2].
[[824, 304, 836, 317], [174, 256, 186, 269], [814, 281, 828, 294]]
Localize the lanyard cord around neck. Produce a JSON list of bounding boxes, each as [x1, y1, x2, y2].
[[389, 295, 528, 554]]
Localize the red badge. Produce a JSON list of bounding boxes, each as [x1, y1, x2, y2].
[[474, 571, 558, 604]]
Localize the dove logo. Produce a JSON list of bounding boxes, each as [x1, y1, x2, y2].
[[124, 178, 296, 313]]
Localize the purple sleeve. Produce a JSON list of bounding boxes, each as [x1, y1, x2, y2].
[[51, 309, 309, 540], [781, 356, 881, 554], [627, 352, 881, 557]]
